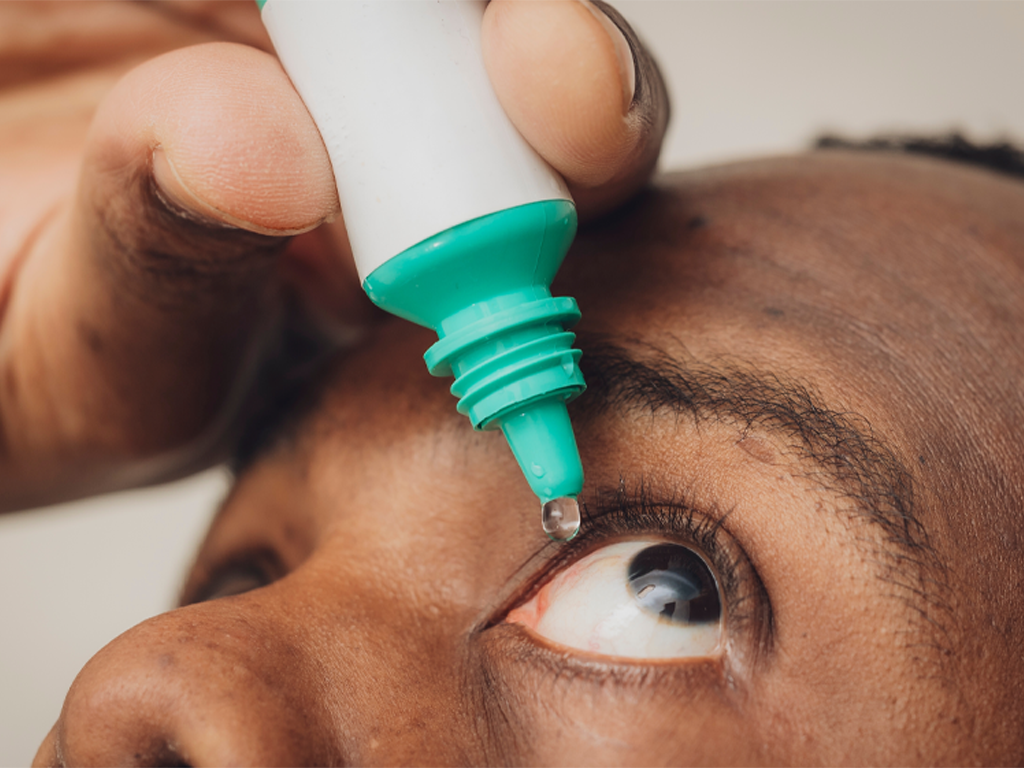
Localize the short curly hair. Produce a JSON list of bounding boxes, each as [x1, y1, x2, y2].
[[816, 132, 1024, 181]]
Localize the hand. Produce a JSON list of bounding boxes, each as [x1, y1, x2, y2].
[[0, 0, 669, 511]]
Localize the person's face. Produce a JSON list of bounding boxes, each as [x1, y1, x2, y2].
[[37, 153, 1024, 766]]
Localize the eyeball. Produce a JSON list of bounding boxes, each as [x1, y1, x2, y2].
[[506, 540, 723, 660]]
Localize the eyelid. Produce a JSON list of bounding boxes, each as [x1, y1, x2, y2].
[[181, 546, 286, 606], [489, 622, 728, 691]]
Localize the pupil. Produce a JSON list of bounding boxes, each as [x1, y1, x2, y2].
[[627, 543, 721, 624]]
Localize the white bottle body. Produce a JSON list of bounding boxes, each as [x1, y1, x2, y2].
[[262, 0, 572, 282]]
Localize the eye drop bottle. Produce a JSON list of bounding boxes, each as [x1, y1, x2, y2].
[[260, 0, 586, 536]]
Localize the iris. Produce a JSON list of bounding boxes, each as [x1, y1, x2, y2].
[[628, 544, 721, 624]]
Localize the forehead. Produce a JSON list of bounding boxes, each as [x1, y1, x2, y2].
[[567, 151, 1024, 338], [566, 150, 1024, 480]]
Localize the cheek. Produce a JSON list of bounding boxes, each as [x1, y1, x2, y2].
[[480, 625, 760, 765], [531, 704, 743, 765], [729, 531, 963, 763]]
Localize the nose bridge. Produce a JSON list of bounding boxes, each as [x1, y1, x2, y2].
[[283, 548, 489, 765]]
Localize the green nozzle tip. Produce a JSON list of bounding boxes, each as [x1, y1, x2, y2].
[[499, 398, 584, 503]]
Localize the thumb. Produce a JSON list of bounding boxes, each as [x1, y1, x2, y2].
[[0, 42, 340, 508], [141, 45, 339, 236], [483, 0, 669, 220]]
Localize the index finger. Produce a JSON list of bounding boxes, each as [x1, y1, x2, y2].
[[482, 0, 670, 221]]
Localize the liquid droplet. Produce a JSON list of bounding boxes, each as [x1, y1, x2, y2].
[[542, 497, 581, 542], [530, 463, 546, 478]]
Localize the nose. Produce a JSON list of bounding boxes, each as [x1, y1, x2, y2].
[[33, 602, 339, 767]]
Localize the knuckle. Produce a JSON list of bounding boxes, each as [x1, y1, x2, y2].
[[89, 168, 287, 311]]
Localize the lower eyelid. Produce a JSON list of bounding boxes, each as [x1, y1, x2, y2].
[[490, 622, 729, 691]]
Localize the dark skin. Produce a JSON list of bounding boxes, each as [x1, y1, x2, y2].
[[36, 152, 1024, 765]]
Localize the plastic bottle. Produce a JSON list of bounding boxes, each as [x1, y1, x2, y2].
[[260, 0, 585, 532]]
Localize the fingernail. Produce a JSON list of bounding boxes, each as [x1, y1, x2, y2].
[[580, 0, 636, 113], [151, 148, 237, 228], [151, 148, 310, 236]]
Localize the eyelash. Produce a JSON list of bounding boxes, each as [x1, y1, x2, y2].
[[504, 479, 773, 652]]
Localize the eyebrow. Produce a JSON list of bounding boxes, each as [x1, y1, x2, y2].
[[574, 336, 953, 652]]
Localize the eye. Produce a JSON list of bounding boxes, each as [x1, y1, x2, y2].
[[186, 554, 279, 604], [505, 540, 723, 660]]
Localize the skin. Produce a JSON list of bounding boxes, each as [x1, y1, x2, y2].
[[3, 2, 1023, 766], [34, 153, 1024, 766]]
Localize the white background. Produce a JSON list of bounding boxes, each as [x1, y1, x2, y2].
[[3, 2, 1024, 764]]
